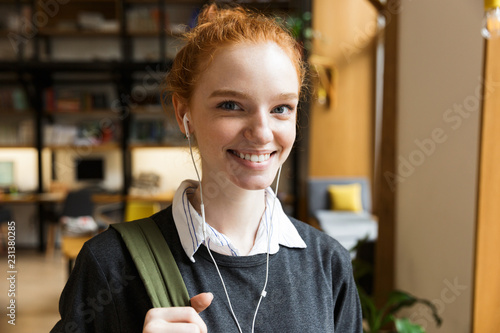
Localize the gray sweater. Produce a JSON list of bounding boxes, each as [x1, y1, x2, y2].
[[52, 206, 362, 332]]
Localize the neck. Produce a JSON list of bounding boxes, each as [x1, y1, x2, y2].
[[191, 182, 267, 255]]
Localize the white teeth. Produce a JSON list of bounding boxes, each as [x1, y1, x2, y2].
[[234, 151, 271, 163]]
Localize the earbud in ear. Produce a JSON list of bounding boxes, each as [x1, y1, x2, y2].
[[183, 113, 190, 139]]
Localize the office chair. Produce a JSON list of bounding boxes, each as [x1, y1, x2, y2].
[[58, 189, 98, 275]]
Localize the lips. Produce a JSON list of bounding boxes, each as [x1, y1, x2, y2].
[[229, 150, 274, 163]]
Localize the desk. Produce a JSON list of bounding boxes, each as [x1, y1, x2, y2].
[[37, 192, 124, 204], [0, 192, 174, 204], [0, 193, 38, 204], [126, 192, 174, 203], [0, 192, 174, 252]]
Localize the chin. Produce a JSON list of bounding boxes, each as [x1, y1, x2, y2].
[[230, 174, 276, 191]]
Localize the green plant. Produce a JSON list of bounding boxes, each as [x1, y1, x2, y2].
[[276, 12, 315, 50], [358, 288, 442, 333], [351, 238, 442, 333]]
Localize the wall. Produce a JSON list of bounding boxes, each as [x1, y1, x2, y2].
[[397, 0, 483, 332], [0, 148, 38, 191], [310, 0, 377, 179], [0, 149, 38, 246], [131, 147, 198, 193], [49, 149, 123, 191]]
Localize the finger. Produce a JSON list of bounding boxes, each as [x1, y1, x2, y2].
[[144, 307, 207, 333], [144, 320, 203, 333], [190, 292, 213, 313]]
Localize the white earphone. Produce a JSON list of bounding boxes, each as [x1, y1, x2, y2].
[[183, 113, 190, 139]]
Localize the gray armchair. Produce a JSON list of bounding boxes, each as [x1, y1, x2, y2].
[[307, 177, 377, 252]]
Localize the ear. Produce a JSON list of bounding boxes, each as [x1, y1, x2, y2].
[[172, 94, 191, 135]]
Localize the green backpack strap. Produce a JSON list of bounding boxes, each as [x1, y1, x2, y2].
[[111, 218, 190, 308]]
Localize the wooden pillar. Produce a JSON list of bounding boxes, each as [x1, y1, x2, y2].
[[473, 37, 500, 332], [374, 0, 399, 301]]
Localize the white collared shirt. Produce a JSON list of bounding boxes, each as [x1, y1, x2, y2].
[[172, 179, 307, 262]]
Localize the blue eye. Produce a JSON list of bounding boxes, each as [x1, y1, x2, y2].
[[272, 105, 293, 114], [218, 101, 242, 111]]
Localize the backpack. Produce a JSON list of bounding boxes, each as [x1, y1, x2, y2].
[[111, 218, 190, 308]]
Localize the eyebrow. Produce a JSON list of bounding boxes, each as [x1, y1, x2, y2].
[[209, 89, 298, 101]]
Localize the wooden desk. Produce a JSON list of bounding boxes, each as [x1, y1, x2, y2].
[[37, 192, 124, 204], [0, 193, 38, 204], [0, 193, 124, 204], [1, 192, 174, 204], [0, 192, 174, 252], [126, 192, 174, 203]]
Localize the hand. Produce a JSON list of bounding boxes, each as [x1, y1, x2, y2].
[[143, 293, 213, 333]]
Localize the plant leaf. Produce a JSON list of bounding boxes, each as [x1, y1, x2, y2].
[[387, 290, 418, 309], [358, 287, 381, 331], [387, 291, 442, 327], [380, 290, 418, 327], [395, 318, 425, 333]]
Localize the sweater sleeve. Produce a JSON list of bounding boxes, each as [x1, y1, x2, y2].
[[333, 251, 364, 332], [51, 243, 121, 333]]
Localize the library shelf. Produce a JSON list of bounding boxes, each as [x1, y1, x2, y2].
[[44, 143, 121, 151], [39, 30, 120, 37], [128, 142, 185, 149], [0, 144, 36, 149]]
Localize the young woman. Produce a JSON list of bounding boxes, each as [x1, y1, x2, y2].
[[52, 5, 362, 333]]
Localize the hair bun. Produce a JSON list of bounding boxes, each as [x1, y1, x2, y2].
[[197, 3, 248, 25]]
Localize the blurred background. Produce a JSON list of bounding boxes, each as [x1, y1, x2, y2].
[[1, 0, 499, 332]]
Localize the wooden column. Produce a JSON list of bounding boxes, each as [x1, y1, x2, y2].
[[374, 0, 399, 301], [473, 37, 500, 332]]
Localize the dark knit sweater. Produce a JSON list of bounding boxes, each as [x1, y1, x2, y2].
[[51, 206, 362, 333]]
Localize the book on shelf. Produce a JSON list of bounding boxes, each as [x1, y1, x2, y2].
[[130, 120, 165, 144], [0, 88, 29, 112], [0, 119, 34, 146], [44, 88, 111, 113], [128, 7, 166, 33], [44, 120, 120, 146]]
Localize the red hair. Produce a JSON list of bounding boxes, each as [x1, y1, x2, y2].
[[164, 4, 305, 103]]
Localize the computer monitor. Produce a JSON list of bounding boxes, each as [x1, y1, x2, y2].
[[75, 158, 104, 183], [0, 161, 14, 189]]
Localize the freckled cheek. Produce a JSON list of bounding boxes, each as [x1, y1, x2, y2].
[[277, 124, 296, 151], [200, 125, 239, 152]]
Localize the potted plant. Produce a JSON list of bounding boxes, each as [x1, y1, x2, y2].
[[358, 287, 442, 333], [351, 239, 442, 333]]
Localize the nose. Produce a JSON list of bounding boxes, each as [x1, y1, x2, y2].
[[243, 109, 273, 144]]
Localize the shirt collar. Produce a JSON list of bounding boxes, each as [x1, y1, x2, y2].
[[172, 179, 306, 262]]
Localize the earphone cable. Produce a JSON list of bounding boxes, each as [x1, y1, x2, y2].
[[251, 165, 281, 332], [187, 135, 244, 333], [186, 124, 282, 333]]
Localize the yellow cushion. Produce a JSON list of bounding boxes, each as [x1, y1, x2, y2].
[[328, 183, 363, 212]]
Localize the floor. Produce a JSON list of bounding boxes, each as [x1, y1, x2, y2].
[[0, 250, 66, 333]]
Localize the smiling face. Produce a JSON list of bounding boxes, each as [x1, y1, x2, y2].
[[175, 42, 299, 192]]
